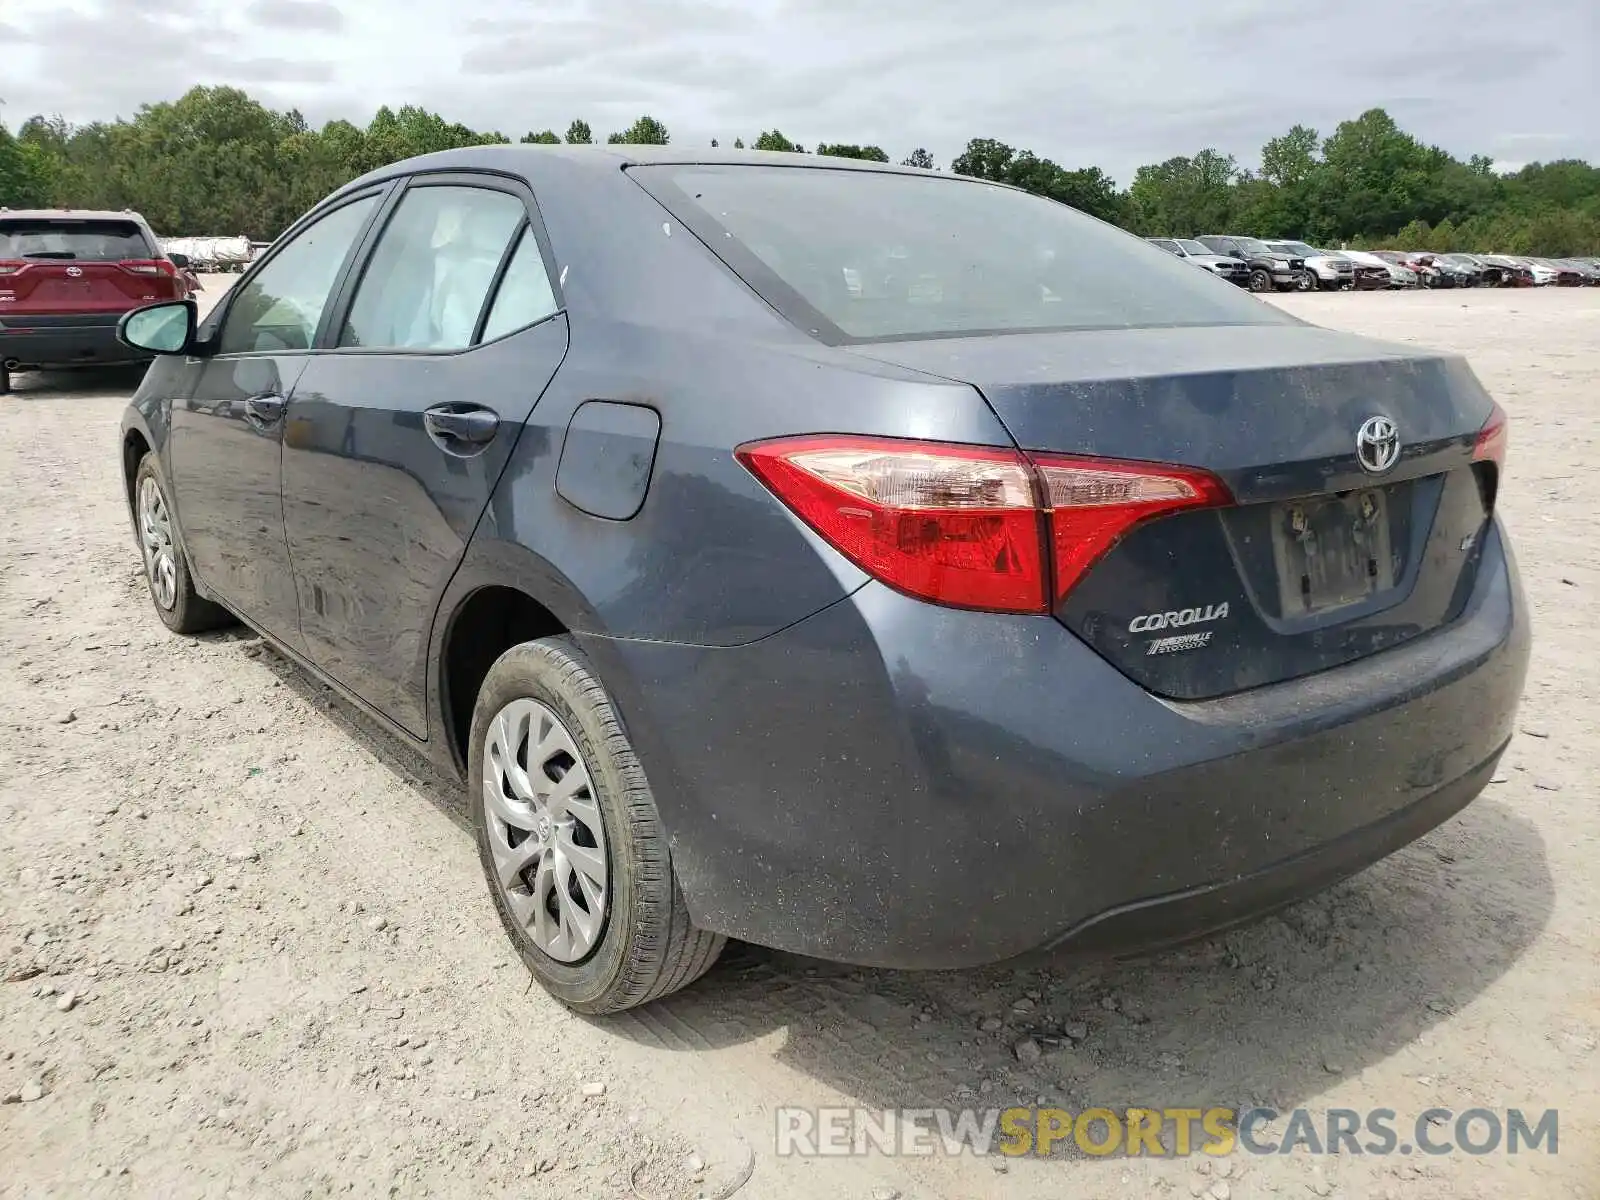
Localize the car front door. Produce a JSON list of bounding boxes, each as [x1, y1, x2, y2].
[[167, 190, 386, 647], [280, 174, 568, 737]]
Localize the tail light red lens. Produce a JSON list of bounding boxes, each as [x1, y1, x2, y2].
[[1472, 402, 1508, 471], [118, 259, 175, 277], [1030, 455, 1232, 601], [736, 435, 1231, 614], [736, 436, 1047, 611]]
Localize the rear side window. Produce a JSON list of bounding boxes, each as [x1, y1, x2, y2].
[[0, 218, 154, 261], [480, 227, 559, 342], [633, 165, 1292, 343], [339, 185, 525, 351]]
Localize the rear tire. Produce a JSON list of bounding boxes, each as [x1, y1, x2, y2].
[[132, 453, 234, 635], [0, 365, 10, 396], [1248, 269, 1273, 293], [470, 636, 725, 1014]]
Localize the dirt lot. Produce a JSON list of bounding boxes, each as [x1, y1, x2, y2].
[[2, 283, 1596, 1200]]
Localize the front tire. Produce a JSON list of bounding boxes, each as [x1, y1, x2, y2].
[[470, 636, 724, 1014], [1296, 270, 1317, 292], [132, 453, 234, 634]]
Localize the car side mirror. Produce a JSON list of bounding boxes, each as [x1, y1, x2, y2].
[[168, 252, 191, 269], [118, 299, 198, 356]]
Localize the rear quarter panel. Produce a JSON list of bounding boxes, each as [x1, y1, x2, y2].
[[468, 156, 1017, 646]]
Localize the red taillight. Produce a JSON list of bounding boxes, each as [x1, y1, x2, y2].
[[1472, 402, 1508, 471], [736, 435, 1231, 613], [736, 436, 1047, 611], [118, 259, 174, 277], [1030, 455, 1232, 601]]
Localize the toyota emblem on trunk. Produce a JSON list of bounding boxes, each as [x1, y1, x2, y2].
[[65, 266, 83, 277], [1355, 415, 1400, 474]]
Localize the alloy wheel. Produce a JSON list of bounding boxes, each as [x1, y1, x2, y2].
[[482, 698, 610, 963], [138, 475, 179, 611]]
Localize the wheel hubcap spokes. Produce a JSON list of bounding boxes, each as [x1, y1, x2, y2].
[[482, 698, 609, 963], [138, 476, 178, 610]]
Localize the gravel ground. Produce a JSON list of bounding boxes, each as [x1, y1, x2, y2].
[[2, 282, 1596, 1199]]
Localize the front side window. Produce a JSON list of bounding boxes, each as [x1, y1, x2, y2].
[[219, 195, 379, 354], [635, 166, 1291, 343], [339, 185, 525, 351]]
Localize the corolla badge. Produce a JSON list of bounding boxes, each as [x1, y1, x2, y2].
[[65, 266, 84, 277], [1356, 415, 1400, 474], [1129, 602, 1229, 633]]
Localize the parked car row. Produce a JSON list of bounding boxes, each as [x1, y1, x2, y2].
[[1146, 235, 1600, 292]]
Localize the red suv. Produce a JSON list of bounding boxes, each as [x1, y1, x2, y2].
[[0, 208, 195, 394]]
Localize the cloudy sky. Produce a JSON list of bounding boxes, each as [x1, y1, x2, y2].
[[2, 0, 1594, 180]]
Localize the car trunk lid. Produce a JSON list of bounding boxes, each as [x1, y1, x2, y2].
[[848, 323, 1502, 700]]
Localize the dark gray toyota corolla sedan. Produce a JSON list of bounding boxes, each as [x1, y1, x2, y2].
[[116, 146, 1529, 1013]]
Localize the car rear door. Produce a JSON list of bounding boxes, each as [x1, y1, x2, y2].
[[168, 189, 387, 648], [280, 173, 568, 737]]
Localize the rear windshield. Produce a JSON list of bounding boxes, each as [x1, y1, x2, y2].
[[632, 165, 1291, 343], [0, 218, 154, 262]]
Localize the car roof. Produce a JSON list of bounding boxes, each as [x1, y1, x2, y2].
[[309, 144, 977, 351], [335, 143, 942, 195], [0, 207, 151, 223]]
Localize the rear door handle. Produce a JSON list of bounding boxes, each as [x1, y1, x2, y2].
[[424, 405, 500, 451], [244, 393, 286, 428]]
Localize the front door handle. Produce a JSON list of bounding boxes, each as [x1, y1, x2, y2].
[[424, 405, 500, 451], [244, 393, 286, 428]]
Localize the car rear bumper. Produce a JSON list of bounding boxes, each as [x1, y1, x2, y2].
[[586, 519, 1529, 970], [0, 314, 148, 371], [1049, 750, 1496, 958]]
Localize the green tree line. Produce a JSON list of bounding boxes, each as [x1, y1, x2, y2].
[[3, 87, 1596, 254]]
